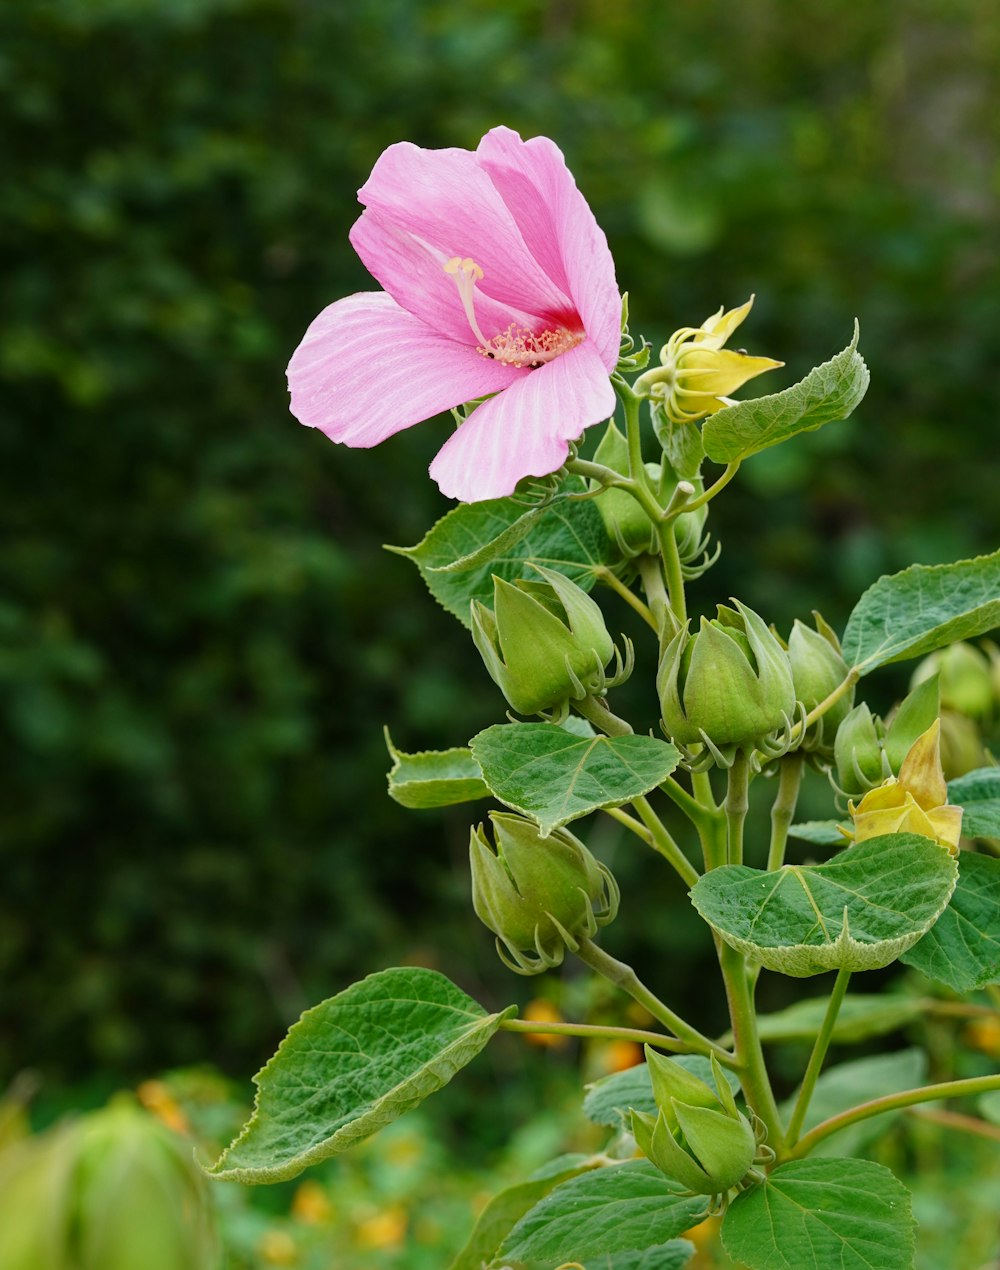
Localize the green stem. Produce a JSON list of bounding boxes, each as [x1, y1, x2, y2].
[[603, 805, 655, 842], [576, 939, 736, 1067], [617, 382, 687, 626], [725, 751, 750, 866], [669, 461, 741, 516], [691, 768, 718, 812], [656, 519, 687, 625], [784, 967, 852, 1147], [636, 555, 671, 634], [718, 941, 782, 1140], [767, 753, 804, 872], [632, 795, 700, 889], [575, 694, 633, 737], [784, 1073, 1000, 1160], [499, 1017, 705, 1055], [593, 565, 658, 631]]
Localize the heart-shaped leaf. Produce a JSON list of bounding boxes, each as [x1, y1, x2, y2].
[[690, 834, 957, 977]]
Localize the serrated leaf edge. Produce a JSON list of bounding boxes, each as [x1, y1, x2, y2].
[[205, 971, 516, 1183]]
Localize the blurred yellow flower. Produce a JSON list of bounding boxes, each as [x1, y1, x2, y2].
[[259, 1229, 297, 1265], [964, 1016, 1000, 1058], [635, 296, 783, 424], [291, 1179, 332, 1225], [355, 1204, 407, 1250], [598, 1039, 644, 1074], [522, 997, 570, 1049], [847, 720, 963, 853], [136, 1080, 189, 1136]]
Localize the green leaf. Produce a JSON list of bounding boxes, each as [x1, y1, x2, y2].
[[583, 1058, 741, 1128], [389, 477, 614, 629], [689, 835, 958, 977], [948, 767, 1000, 838], [782, 1049, 927, 1158], [470, 722, 680, 836], [449, 1155, 600, 1270], [788, 820, 847, 846], [702, 323, 869, 464], [205, 968, 515, 1183], [750, 994, 923, 1046], [384, 729, 490, 809], [841, 550, 1000, 675], [496, 1160, 704, 1265], [721, 1158, 915, 1270], [595, 1242, 696, 1270], [900, 850, 1000, 991]]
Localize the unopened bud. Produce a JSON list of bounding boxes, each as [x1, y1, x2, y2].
[[631, 1049, 755, 1196], [471, 567, 616, 716], [912, 642, 995, 722], [470, 813, 619, 974], [786, 615, 853, 755], [658, 600, 795, 753]]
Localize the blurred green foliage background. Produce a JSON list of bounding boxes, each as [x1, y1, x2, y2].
[[3, 0, 999, 1113]]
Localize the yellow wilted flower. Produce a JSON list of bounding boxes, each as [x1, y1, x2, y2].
[[847, 720, 962, 853], [634, 296, 783, 424]]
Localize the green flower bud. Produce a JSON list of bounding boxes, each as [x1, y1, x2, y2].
[[834, 702, 887, 796], [786, 615, 853, 755], [470, 566, 616, 716], [470, 812, 619, 975], [985, 640, 1000, 706], [658, 600, 795, 752], [0, 1100, 215, 1270], [591, 421, 658, 554], [911, 642, 995, 721], [883, 674, 941, 773], [631, 1050, 755, 1196], [938, 709, 988, 780]]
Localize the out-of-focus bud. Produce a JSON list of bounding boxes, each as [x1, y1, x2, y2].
[[834, 703, 886, 796], [882, 675, 941, 774], [938, 709, 988, 780], [847, 720, 963, 854], [470, 567, 617, 716], [630, 1049, 755, 1196], [0, 1100, 216, 1270], [911, 642, 995, 722], [985, 640, 1000, 706], [658, 600, 795, 754], [470, 812, 619, 975], [633, 297, 783, 425], [786, 615, 853, 755]]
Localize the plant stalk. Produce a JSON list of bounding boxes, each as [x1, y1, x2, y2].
[[576, 938, 735, 1067], [784, 1073, 1000, 1160], [784, 966, 852, 1146]]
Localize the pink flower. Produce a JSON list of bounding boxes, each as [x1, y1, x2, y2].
[[287, 127, 621, 503]]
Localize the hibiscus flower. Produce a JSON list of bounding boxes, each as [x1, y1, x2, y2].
[[286, 127, 621, 503]]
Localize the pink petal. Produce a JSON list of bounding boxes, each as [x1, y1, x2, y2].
[[350, 209, 531, 346], [476, 127, 621, 371], [287, 292, 521, 447], [428, 339, 615, 502], [357, 141, 574, 325]]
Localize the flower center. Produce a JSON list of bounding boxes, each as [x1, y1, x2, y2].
[[443, 256, 582, 369]]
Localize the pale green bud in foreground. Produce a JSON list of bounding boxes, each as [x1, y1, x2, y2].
[[471, 566, 615, 716], [658, 599, 795, 750], [470, 812, 618, 975], [0, 1100, 215, 1270], [631, 1049, 755, 1196]]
